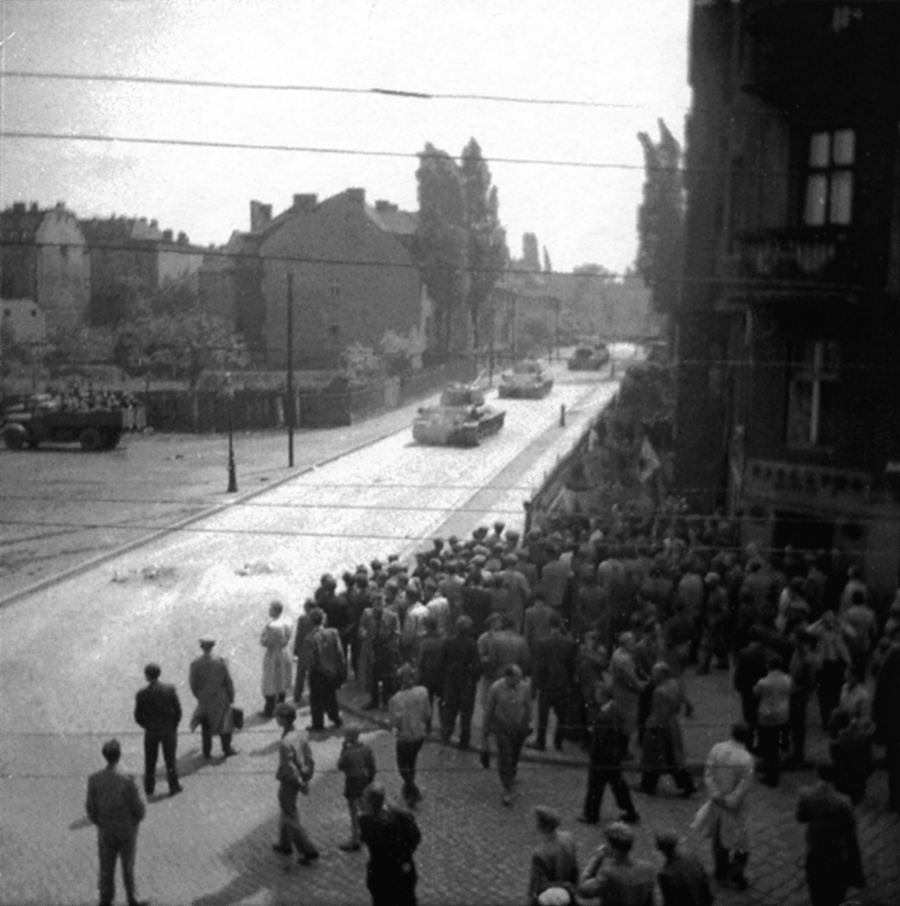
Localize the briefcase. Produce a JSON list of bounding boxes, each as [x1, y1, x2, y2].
[[231, 706, 244, 731]]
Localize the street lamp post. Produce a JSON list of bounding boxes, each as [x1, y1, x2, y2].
[[225, 372, 237, 493]]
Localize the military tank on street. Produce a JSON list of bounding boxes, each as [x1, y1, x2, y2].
[[497, 359, 553, 399], [412, 382, 505, 446]]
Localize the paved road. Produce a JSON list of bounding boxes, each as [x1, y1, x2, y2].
[[1, 355, 897, 906]]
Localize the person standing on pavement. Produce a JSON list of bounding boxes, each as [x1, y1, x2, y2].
[[482, 663, 532, 806], [640, 661, 696, 798], [134, 662, 182, 797], [577, 822, 655, 905], [610, 632, 646, 760], [388, 663, 431, 808], [654, 829, 713, 906], [796, 762, 865, 906], [697, 721, 755, 890], [753, 653, 792, 787], [336, 726, 376, 852], [873, 616, 900, 813], [359, 781, 421, 906], [189, 638, 237, 759], [530, 611, 578, 752], [271, 703, 319, 865], [292, 598, 318, 704], [85, 738, 147, 906], [527, 806, 579, 906], [306, 607, 345, 732], [577, 683, 640, 827], [260, 600, 293, 717], [359, 594, 401, 710], [440, 614, 480, 750]]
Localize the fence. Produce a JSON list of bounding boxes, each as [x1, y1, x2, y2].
[[137, 359, 478, 433]]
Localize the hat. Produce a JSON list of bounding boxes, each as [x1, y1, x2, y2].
[[502, 553, 518, 567], [199, 637, 215, 648], [447, 535, 459, 546], [604, 822, 634, 846], [534, 805, 562, 831], [486, 611, 503, 625], [370, 559, 383, 570], [537, 889, 573, 906], [472, 554, 487, 567], [654, 829, 680, 853]]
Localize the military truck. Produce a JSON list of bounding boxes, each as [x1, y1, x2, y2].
[[412, 383, 505, 446], [1, 393, 146, 451]]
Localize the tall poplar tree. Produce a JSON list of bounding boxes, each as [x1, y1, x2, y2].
[[414, 143, 469, 353], [460, 138, 508, 351], [636, 118, 684, 312]]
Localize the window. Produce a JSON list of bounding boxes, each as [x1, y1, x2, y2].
[[786, 340, 840, 447], [804, 129, 854, 226]]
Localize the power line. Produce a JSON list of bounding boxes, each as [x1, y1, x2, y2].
[[1, 130, 647, 172], [2, 68, 690, 113]]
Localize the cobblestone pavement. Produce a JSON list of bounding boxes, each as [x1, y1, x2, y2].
[[1, 669, 896, 906]]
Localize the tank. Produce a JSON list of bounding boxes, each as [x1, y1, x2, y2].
[[497, 359, 553, 399], [412, 383, 506, 446]]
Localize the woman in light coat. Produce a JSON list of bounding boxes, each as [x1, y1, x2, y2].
[[261, 600, 293, 716]]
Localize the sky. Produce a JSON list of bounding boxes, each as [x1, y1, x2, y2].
[[0, 0, 692, 276]]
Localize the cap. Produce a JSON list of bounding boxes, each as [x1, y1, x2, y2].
[[604, 822, 634, 845], [534, 805, 562, 831], [199, 637, 216, 648], [654, 829, 680, 852]]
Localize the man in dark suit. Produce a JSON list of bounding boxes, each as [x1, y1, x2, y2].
[[530, 612, 577, 751], [307, 607, 346, 731], [134, 662, 183, 796], [86, 738, 147, 906], [654, 829, 713, 906], [796, 762, 865, 906]]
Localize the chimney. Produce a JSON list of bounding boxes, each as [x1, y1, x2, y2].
[[346, 187, 365, 207], [250, 200, 273, 232], [12, 202, 26, 214], [375, 200, 397, 213], [29, 202, 38, 213], [292, 193, 318, 213], [162, 229, 173, 242], [177, 231, 188, 245]]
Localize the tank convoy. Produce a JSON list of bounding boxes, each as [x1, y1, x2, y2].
[[412, 382, 505, 446], [567, 341, 611, 371], [497, 359, 553, 399], [1, 391, 146, 451]]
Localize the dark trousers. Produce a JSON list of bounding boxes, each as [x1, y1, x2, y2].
[[143, 729, 179, 794], [805, 857, 849, 906], [788, 693, 809, 762], [536, 687, 569, 749], [757, 723, 788, 786], [738, 690, 759, 749], [200, 722, 233, 759], [495, 727, 529, 791], [713, 825, 748, 885], [441, 681, 476, 747], [368, 871, 418, 906], [396, 737, 425, 804], [263, 693, 286, 716], [583, 764, 636, 821], [277, 782, 318, 857], [309, 671, 341, 728], [96, 827, 138, 906], [369, 658, 396, 708], [816, 661, 845, 729]]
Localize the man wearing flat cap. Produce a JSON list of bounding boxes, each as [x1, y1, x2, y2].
[[578, 822, 655, 904], [528, 805, 579, 906], [655, 829, 713, 906]]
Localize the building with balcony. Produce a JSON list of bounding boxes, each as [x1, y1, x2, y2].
[[676, 0, 900, 598]]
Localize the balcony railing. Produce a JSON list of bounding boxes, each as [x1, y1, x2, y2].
[[723, 228, 863, 291]]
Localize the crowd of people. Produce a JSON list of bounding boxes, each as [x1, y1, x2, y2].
[[85, 511, 900, 905]]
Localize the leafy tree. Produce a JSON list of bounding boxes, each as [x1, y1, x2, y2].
[[460, 138, 508, 351], [414, 143, 469, 354], [636, 118, 684, 312]]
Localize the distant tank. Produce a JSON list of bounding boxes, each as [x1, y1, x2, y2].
[[497, 359, 553, 399], [412, 383, 506, 446]]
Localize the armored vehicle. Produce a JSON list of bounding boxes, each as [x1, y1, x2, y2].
[[1, 393, 146, 451], [567, 343, 610, 371], [498, 359, 553, 399], [412, 383, 505, 446]]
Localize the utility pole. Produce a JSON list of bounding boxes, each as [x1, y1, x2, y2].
[[286, 272, 295, 468]]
